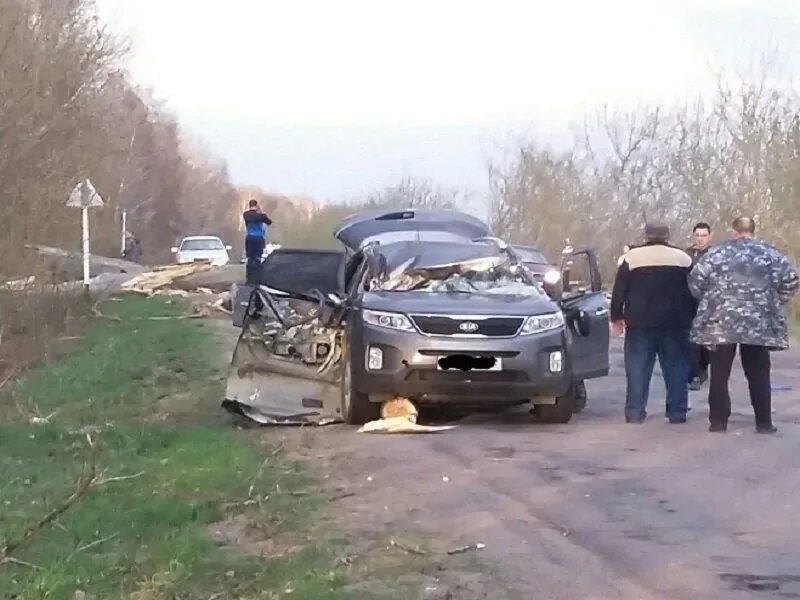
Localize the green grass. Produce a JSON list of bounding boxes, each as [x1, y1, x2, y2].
[[0, 295, 349, 599]]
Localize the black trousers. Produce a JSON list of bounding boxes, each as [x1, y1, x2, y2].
[[245, 235, 265, 284], [690, 344, 711, 381], [709, 344, 772, 427]]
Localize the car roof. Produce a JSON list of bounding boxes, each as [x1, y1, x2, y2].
[[180, 235, 223, 241]]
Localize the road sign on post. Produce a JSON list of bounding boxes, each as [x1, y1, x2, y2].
[[67, 179, 104, 288]]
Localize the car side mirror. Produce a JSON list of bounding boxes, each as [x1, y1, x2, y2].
[[170, 247, 178, 253], [226, 245, 233, 251]]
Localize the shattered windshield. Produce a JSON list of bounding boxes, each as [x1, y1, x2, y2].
[[368, 242, 545, 297]]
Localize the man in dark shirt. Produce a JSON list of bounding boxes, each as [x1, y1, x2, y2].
[[122, 231, 142, 263], [242, 199, 272, 284], [610, 223, 694, 424], [686, 222, 713, 390]]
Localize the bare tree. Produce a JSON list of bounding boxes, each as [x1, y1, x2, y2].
[[488, 66, 800, 310]]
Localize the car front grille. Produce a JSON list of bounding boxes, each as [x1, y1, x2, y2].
[[409, 315, 524, 337], [406, 370, 529, 383]]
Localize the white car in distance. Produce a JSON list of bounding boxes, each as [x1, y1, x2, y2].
[[172, 236, 232, 267]]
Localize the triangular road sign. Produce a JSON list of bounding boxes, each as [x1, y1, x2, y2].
[[67, 179, 104, 208]]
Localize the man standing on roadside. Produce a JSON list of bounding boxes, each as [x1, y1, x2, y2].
[[611, 223, 695, 424], [242, 199, 273, 284], [689, 217, 799, 434], [686, 222, 713, 390]]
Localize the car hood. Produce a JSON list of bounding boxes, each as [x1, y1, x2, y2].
[[334, 209, 490, 251], [360, 290, 558, 316]]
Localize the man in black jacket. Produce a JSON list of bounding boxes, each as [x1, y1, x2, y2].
[[686, 222, 712, 390], [610, 223, 694, 423], [242, 199, 273, 284]]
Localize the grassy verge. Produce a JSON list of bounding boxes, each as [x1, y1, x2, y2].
[[0, 295, 348, 599]]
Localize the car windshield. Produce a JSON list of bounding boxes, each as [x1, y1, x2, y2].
[[513, 246, 548, 264], [180, 238, 223, 251], [368, 241, 545, 298]]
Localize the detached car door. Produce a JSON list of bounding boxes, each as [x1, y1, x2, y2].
[[225, 249, 349, 424], [560, 249, 610, 381]]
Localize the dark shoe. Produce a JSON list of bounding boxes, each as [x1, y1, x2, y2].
[[626, 417, 645, 424], [756, 424, 778, 434], [668, 417, 687, 424], [709, 423, 727, 433], [689, 378, 702, 391]]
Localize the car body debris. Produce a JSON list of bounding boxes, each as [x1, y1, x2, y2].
[[223, 291, 346, 425]]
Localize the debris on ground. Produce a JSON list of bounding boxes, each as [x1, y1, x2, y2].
[[446, 543, 486, 556], [357, 397, 457, 434], [0, 276, 37, 291], [121, 262, 212, 295], [390, 540, 427, 556]]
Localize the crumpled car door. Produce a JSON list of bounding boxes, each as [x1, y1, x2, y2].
[[223, 249, 348, 424]]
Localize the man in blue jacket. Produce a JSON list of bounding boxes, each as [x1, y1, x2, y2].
[[242, 199, 273, 284], [610, 223, 694, 424]]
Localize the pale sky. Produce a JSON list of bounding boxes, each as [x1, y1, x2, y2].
[[96, 0, 800, 203]]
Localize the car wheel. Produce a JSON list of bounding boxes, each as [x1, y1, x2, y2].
[[573, 380, 588, 414], [340, 339, 380, 425], [533, 382, 577, 424]]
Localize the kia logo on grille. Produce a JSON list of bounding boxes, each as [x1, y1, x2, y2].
[[459, 321, 480, 333]]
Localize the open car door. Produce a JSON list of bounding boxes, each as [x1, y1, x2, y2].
[[224, 249, 349, 425], [560, 249, 610, 381]]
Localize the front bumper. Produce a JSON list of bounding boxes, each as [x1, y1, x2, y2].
[[350, 322, 571, 403]]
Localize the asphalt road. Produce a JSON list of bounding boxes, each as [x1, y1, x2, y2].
[[207, 263, 800, 598], [281, 339, 800, 600]]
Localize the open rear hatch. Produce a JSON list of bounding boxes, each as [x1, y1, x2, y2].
[[334, 209, 491, 251]]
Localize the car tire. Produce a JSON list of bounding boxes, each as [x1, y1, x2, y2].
[[573, 380, 588, 414], [533, 382, 577, 424], [340, 339, 380, 425]]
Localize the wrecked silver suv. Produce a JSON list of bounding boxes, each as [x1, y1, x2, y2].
[[224, 210, 609, 425]]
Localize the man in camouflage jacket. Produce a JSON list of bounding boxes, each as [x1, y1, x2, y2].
[[688, 217, 799, 433]]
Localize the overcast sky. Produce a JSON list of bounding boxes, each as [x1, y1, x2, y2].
[[96, 0, 800, 203]]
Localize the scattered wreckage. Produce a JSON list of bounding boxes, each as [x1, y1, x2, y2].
[[223, 209, 610, 427], [4, 247, 231, 317]]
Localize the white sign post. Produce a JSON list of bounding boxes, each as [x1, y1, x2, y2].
[[120, 209, 127, 257], [67, 179, 104, 288]]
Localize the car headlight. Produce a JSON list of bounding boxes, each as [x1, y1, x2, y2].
[[543, 269, 561, 286], [520, 312, 565, 335], [362, 309, 415, 332]]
